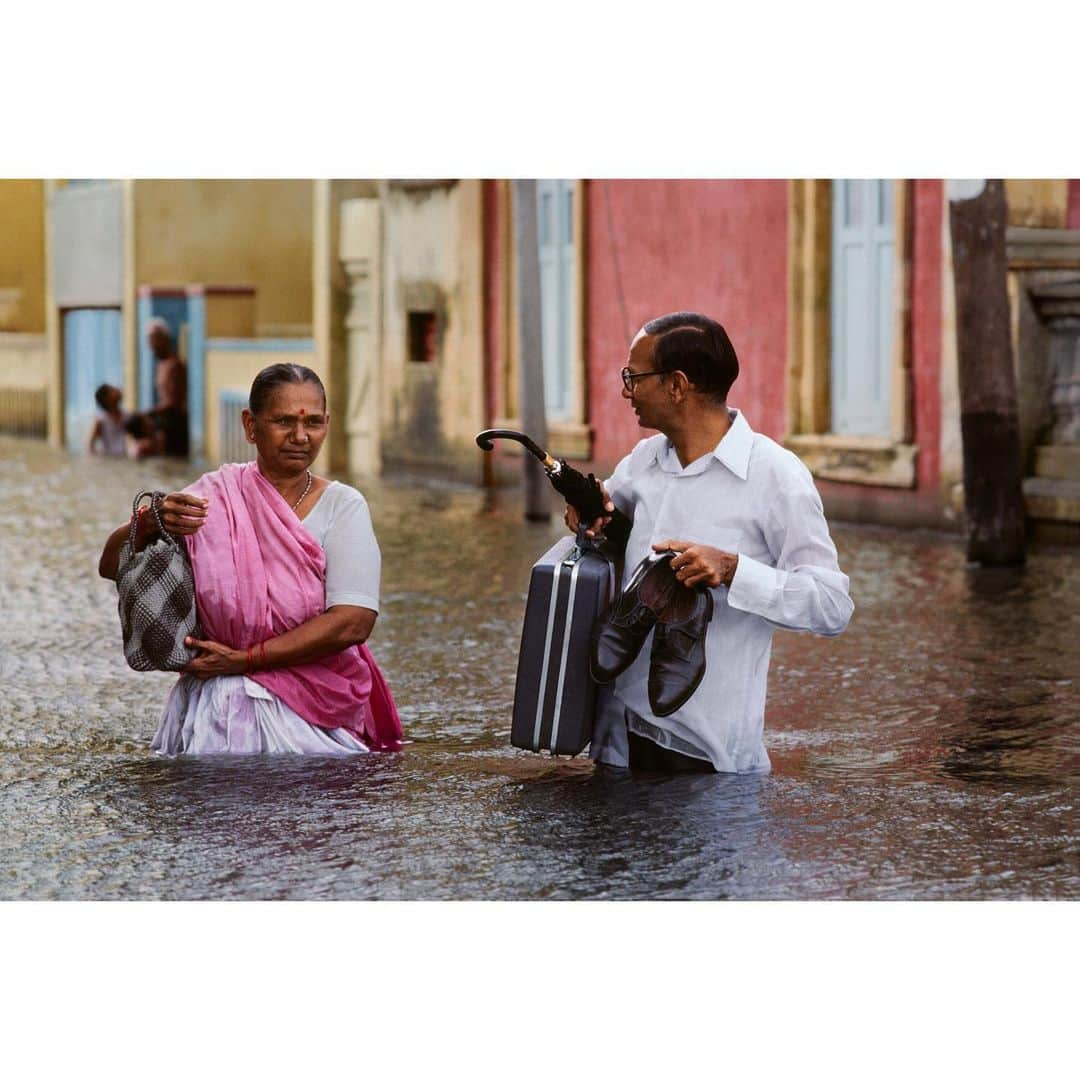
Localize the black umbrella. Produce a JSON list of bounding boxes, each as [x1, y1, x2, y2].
[[476, 429, 631, 550]]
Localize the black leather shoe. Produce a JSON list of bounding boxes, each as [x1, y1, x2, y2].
[[648, 587, 713, 717], [590, 552, 678, 684]]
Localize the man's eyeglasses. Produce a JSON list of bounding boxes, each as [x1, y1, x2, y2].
[[621, 367, 666, 392]]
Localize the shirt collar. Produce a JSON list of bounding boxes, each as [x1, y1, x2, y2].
[[713, 408, 753, 479], [653, 408, 754, 480]]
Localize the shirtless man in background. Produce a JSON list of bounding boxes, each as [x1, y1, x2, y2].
[[131, 317, 189, 458]]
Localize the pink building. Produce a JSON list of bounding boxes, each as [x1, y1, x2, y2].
[[482, 179, 1080, 538]]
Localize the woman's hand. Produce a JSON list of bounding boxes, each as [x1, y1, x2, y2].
[[157, 493, 209, 537], [99, 493, 206, 580], [179, 608, 376, 681], [183, 636, 246, 680]]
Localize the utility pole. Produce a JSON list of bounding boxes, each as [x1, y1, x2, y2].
[[947, 179, 1026, 565], [512, 179, 550, 521]]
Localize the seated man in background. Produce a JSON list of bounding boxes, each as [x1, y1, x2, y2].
[[131, 316, 189, 459]]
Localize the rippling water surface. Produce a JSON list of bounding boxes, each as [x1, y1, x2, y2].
[[1, 435, 1076, 899]]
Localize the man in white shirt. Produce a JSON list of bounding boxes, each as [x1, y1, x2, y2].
[[567, 311, 853, 774]]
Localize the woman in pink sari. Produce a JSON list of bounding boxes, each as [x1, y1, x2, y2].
[[98, 363, 401, 756]]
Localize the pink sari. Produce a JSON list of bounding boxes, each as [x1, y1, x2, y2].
[[182, 462, 402, 751]]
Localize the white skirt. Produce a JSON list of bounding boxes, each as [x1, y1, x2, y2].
[[152, 674, 370, 757]]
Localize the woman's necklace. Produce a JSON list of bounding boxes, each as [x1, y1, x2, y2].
[[291, 470, 313, 511]]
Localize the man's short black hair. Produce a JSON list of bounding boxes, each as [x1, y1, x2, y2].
[[642, 311, 739, 404], [94, 383, 114, 410]]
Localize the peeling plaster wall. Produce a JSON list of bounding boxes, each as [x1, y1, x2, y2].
[[379, 181, 484, 475], [585, 180, 789, 472]]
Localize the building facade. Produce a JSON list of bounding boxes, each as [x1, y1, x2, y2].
[[0, 179, 318, 459], [476, 178, 1080, 537], [3, 177, 1078, 539]]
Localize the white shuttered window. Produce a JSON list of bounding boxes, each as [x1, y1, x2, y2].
[[537, 179, 575, 421], [830, 179, 895, 436]]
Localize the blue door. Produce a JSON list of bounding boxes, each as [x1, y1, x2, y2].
[[136, 294, 189, 410], [64, 308, 123, 452], [830, 179, 895, 437]]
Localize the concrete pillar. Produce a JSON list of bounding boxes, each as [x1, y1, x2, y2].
[[1028, 282, 1080, 445], [122, 179, 137, 410], [312, 180, 337, 464], [313, 180, 379, 473], [340, 198, 382, 477], [43, 180, 62, 448]]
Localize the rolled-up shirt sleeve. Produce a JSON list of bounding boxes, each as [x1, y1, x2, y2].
[[726, 470, 853, 636]]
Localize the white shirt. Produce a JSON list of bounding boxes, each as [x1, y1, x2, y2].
[[94, 409, 128, 456], [300, 481, 381, 612], [590, 409, 853, 773]]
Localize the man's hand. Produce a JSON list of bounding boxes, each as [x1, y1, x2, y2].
[[564, 482, 615, 539], [653, 540, 738, 589], [157, 493, 209, 536], [183, 636, 246, 680]]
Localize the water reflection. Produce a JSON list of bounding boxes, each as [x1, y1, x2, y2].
[[935, 562, 1079, 786], [0, 435, 1077, 899], [505, 768, 771, 899]]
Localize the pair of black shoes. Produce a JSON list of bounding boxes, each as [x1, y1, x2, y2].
[[590, 551, 713, 717]]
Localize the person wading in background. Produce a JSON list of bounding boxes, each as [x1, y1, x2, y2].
[[87, 383, 129, 457], [130, 317, 189, 459], [567, 311, 854, 775]]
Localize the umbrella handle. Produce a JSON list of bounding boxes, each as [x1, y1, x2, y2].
[[475, 428, 557, 471], [476, 427, 631, 552]]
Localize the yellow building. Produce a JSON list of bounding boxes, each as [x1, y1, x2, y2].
[[0, 180, 48, 435], [5, 177, 1077, 543], [4, 177, 483, 478], [35, 179, 317, 458]]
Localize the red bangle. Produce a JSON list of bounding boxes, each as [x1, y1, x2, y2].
[[259, 640, 267, 670]]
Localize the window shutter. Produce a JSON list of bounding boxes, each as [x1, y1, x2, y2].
[[537, 179, 574, 421], [830, 179, 894, 436]]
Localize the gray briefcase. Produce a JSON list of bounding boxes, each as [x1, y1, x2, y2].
[[510, 532, 618, 756]]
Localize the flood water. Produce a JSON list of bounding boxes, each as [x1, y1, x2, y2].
[[1, 434, 1077, 900]]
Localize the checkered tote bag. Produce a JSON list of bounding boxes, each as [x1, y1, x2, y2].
[[116, 490, 200, 671]]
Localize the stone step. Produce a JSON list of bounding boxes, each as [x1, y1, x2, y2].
[[1034, 444, 1080, 480], [1023, 475, 1080, 522]]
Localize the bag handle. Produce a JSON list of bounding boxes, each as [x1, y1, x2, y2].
[[128, 490, 177, 549]]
